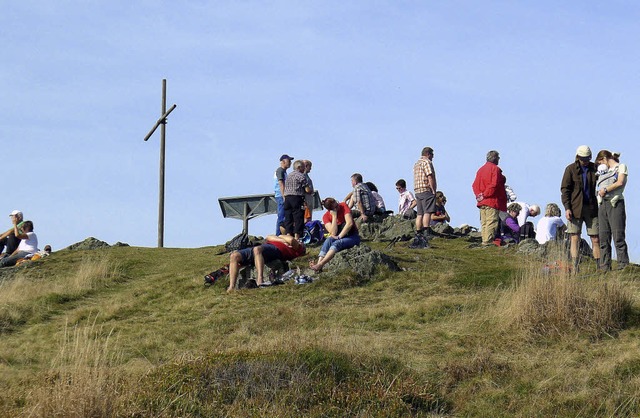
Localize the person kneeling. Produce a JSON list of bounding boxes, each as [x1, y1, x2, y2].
[[309, 197, 361, 272]]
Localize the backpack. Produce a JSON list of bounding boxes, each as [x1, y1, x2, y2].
[[519, 221, 536, 240], [225, 232, 251, 253], [303, 220, 325, 244]]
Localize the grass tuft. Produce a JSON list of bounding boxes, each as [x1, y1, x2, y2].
[[27, 315, 123, 417], [498, 251, 633, 339]]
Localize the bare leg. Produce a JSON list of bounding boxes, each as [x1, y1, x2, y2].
[[415, 215, 423, 232], [309, 248, 337, 272], [422, 213, 431, 229], [569, 234, 580, 266], [590, 235, 600, 261], [253, 246, 265, 285], [227, 252, 243, 293]]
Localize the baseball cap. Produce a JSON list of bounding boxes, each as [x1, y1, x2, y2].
[[9, 210, 22, 217], [576, 145, 592, 158], [280, 154, 294, 161]]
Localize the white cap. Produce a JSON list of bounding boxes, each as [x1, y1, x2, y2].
[[9, 210, 22, 217], [576, 145, 592, 158]]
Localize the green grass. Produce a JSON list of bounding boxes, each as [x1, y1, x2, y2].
[[0, 238, 639, 416]]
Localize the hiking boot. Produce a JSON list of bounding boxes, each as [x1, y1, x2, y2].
[[616, 262, 628, 271]]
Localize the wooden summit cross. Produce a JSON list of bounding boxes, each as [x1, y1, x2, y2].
[[143, 79, 177, 248]]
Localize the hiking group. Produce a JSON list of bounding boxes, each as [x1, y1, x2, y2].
[[210, 144, 629, 292]]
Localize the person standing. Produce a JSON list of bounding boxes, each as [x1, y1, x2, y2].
[[283, 160, 311, 239], [303, 160, 315, 223], [595, 150, 629, 270], [274, 154, 293, 235], [560, 145, 600, 271], [411, 147, 437, 247], [472, 150, 507, 246]]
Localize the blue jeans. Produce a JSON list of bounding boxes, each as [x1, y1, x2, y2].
[[0, 251, 30, 267], [318, 234, 361, 257], [275, 196, 285, 235]]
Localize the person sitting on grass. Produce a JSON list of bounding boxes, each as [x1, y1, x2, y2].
[[499, 202, 522, 244], [0, 219, 38, 268], [220, 234, 305, 293], [309, 197, 361, 272]]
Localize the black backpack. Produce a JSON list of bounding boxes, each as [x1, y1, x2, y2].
[[225, 233, 251, 253]]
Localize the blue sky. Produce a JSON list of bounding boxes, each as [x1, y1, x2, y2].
[[2, 1, 639, 261]]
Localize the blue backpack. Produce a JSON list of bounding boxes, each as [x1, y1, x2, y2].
[[303, 220, 325, 244]]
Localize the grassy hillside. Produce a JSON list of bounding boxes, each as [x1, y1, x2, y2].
[[0, 238, 639, 417]]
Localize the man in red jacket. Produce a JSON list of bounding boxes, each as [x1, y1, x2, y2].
[[472, 150, 507, 246]]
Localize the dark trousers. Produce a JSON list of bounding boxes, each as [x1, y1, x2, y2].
[[284, 195, 305, 238], [598, 199, 629, 267], [0, 234, 20, 255]]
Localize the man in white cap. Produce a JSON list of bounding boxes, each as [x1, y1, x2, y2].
[[0, 210, 24, 258], [561, 145, 600, 271]]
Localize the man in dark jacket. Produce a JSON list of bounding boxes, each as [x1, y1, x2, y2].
[[561, 145, 600, 270], [472, 150, 507, 245]]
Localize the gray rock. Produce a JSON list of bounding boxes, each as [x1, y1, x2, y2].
[[517, 238, 545, 256], [65, 237, 110, 251], [358, 215, 415, 242], [325, 244, 400, 279]]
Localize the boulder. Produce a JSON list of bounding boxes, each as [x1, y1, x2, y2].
[[358, 215, 415, 242], [325, 244, 401, 279]]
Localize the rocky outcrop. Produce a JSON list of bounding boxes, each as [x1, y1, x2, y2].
[[65, 237, 129, 251], [325, 244, 401, 278]]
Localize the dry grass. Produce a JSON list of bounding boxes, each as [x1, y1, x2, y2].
[[27, 315, 124, 417], [0, 255, 123, 333], [497, 250, 633, 339]]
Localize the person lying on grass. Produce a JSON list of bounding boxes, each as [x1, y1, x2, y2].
[[224, 234, 305, 293], [309, 197, 361, 272]]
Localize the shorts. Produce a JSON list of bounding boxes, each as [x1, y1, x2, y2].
[[566, 207, 599, 236], [415, 191, 436, 216], [237, 244, 282, 265]]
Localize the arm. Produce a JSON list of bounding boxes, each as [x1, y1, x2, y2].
[[0, 227, 14, 240], [338, 212, 354, 239], [599, 172, 627, 197], [343, 191, 353, 206], [560, 165, 574, 220], [279, 180, 285, 197], [505, 217, 520, 235], [266, 234, 301, 251], [432, 209, 450, 223], [324, 210, 339, 236], [357, 200, 368, 221], [428, 173, 437, 193], [12, 218, 28, 240]]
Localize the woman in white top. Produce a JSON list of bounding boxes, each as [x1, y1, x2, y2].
[[535, 203, 566, 245], [595, 150, 629, 270], [0, 220, 38, 267]]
